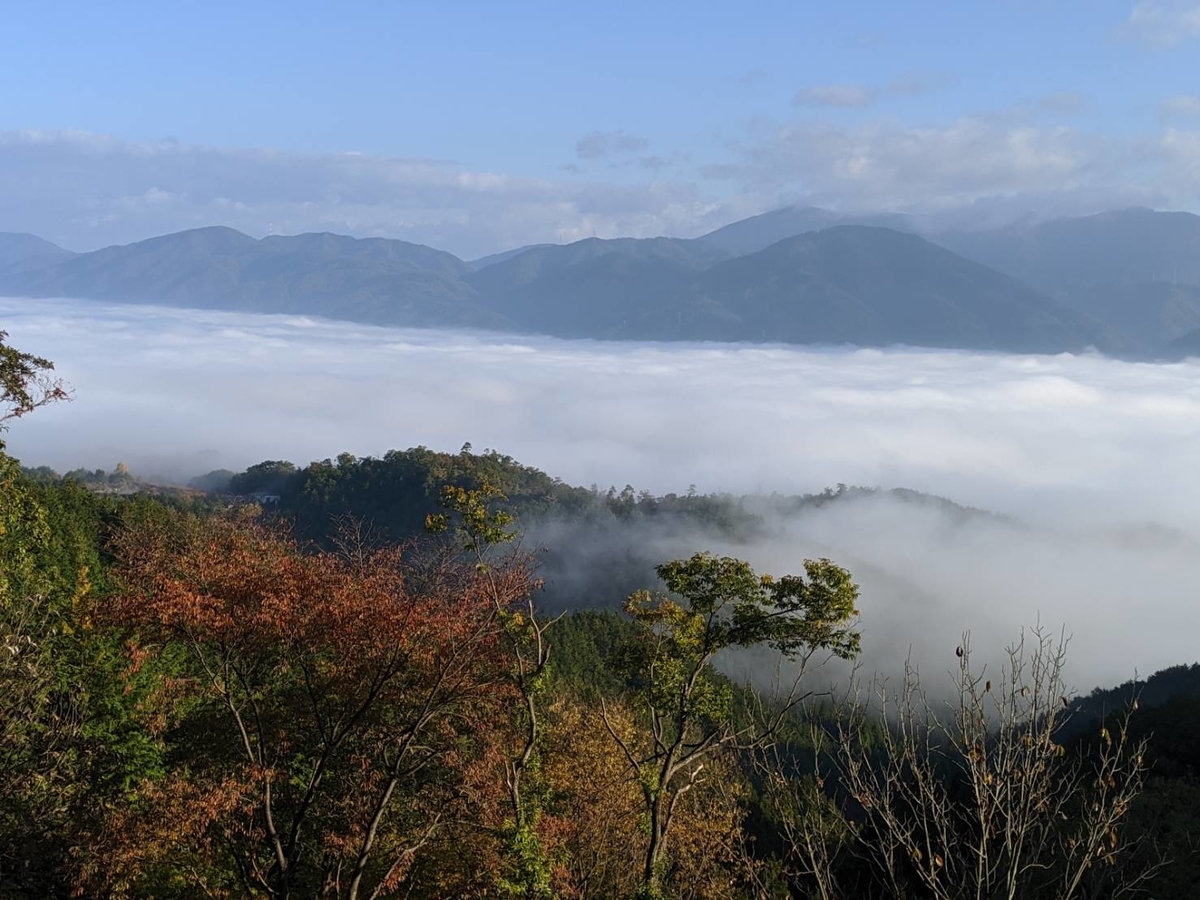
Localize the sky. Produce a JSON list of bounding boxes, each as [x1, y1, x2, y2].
[[2, 1, 1200, 256], [5, 297, 1200, 688]]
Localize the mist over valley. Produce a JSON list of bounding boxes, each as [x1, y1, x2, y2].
[[4, 296, 1198, 692]]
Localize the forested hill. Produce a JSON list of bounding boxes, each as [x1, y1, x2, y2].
[[182, 446, 1012, 613], [196, 445, 996, 545]]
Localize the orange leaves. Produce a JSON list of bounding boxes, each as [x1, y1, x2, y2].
[[74, 773, 253, 899], [108, 515, 533, 680], [96, 511, 540, 899]]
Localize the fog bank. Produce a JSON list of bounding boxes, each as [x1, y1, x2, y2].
[[4, 296, 1200, 689]]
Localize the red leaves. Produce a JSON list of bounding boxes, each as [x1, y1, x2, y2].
[[97, 512, 539, 898], [120, 516, 531, 654]]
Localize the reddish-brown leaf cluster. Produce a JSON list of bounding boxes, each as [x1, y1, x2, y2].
[[91, 514, 537, 900]]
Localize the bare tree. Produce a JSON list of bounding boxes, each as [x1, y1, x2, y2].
[[777, 626, 1154, 900]]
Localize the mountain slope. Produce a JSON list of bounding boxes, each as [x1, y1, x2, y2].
[[466, 236, 730, 336], [0, 222, 1139, 353], [699, 206, 913, 256], [0, 232, 76, 273], [641, 226, 1117, 352], [466, 243, 554, 272], [1, 227, 504, 328], [1060, 281, 1200, 352], [1166, 327, 1200, 359], [934, 208, 1200, 297]]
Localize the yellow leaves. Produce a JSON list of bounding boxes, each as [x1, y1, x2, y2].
[[71, 563, 91, 610]]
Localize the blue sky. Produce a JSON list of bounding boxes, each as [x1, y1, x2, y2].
[[2, 1, 1199, 256]]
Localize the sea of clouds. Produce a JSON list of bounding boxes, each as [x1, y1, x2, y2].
[[4, 296, 1200, 691]]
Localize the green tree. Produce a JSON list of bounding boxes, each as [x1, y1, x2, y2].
[[0, 330, 69, 435], [227, 459, 297, 495], [605, 552, 860, 899]]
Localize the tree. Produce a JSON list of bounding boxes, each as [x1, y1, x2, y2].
[[227, 460, 296, 496], [428, 483, 557, 899], [95, 513, 537, 900], [0, 332, 79, 894], [787, 627, 1153, 899], [605, 552, 861, 899], [0, 330, 69, 439]]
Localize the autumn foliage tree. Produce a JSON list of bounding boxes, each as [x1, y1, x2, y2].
[[92, 512, 536, 900], [427, 483, 557, 899]]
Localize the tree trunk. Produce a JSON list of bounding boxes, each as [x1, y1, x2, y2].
[[640, 791, 667, 899]]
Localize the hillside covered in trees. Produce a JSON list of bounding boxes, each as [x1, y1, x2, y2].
[[9, 206, 1200, 357], [2, 330, 1199, 899]]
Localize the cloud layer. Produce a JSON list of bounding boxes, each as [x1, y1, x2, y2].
[[703, 115, 1188, 216], [4, 119, 1200, 258], [0, 130, 732, 259], [5, 297, 1200, 522], [792, 72, 957, 109], [1125, 1, 1200, 45], [4, 297, 1200, 690]]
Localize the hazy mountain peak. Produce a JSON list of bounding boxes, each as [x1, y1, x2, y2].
[[127, 225, 259, 254], [0, 231, 77, 271]]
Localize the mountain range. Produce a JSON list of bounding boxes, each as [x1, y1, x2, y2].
[[3, 206, 1200, 357]]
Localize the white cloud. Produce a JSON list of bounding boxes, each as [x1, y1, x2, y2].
[[1159, 128, 1200, 197], [574, 130, 651, 159], [1125, 1, 1200, 44], [1, 116, 1198, 260], [1032, 91, 1087, 116], [1161, 94, 1200, 117], [793, 72, 957, 109], [6, 299, 1200, 515], [794, 84, 875, 108], [0, 130, 729, 258], [5, 298, 1200, 690], [704, 116, 1180, 215]]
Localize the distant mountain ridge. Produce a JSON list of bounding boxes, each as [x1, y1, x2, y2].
[[0, 226, 502, 328], [0, 232, 76, 271], [4, 205, 1200, 356], [700, 205, 915, 256], [649, 226, 1114, 352], [933, 208, 1200, 295]]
